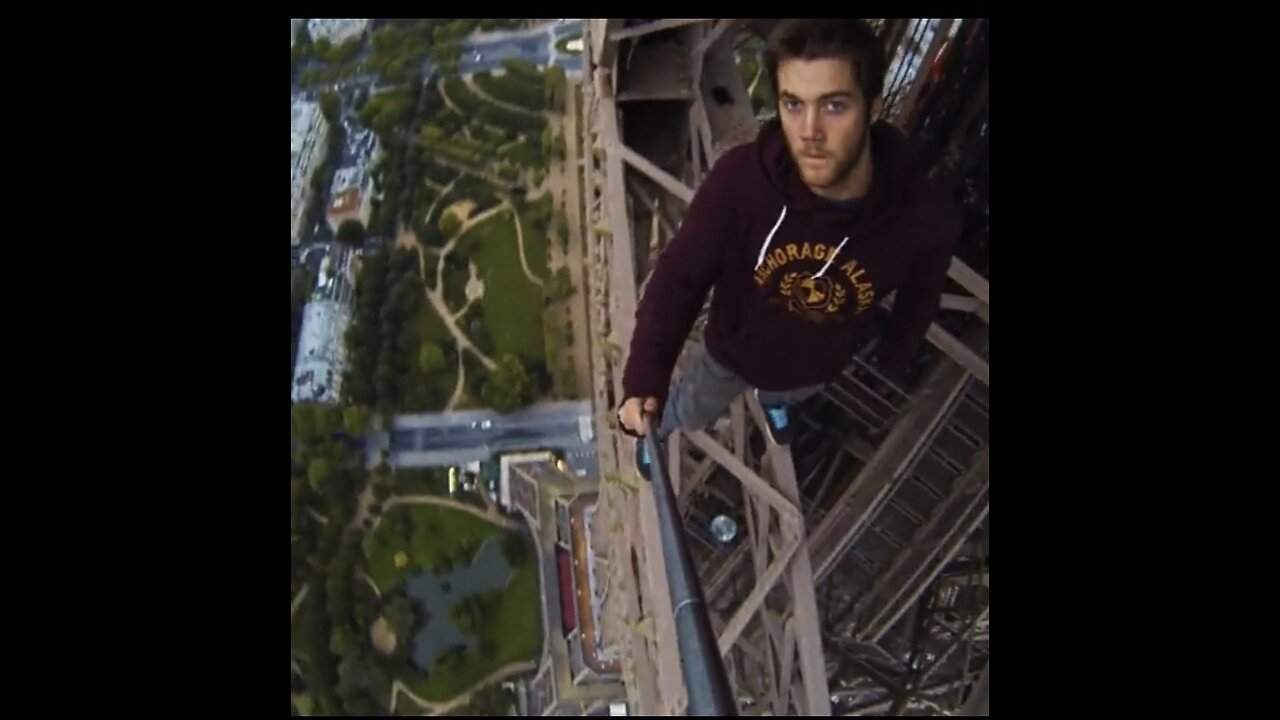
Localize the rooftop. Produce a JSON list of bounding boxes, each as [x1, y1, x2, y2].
[[306, 18, 369, 43], [290, 249, 356, 404]]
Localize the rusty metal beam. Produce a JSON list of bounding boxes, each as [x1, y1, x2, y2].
[[591, 19, 624, 69], [960, 662, 989, 715], [718, 524, 799, 655], [685, 430, 803, 526], [948, 257, 989, 305], [694, 18, 739, 57], [610, 18, 714, 40], [609, 138, 696, 205], [866, 495, 988, 644], [940, 292, 990, 322], [811, 358, 972, 583], [747, 396, 831, 716], [925, 324, 989, 386], [850, 449, 989, 637]]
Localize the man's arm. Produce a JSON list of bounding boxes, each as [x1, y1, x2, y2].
[[875, 207, 962, 382], [622, 156, 740, 405]]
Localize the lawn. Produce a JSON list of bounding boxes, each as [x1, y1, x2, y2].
[[458, 211, 546, 368], [518, 198, 551, 282], [413, 286, 451, 344], [363, 504, 506, 593], [389, 468, 451, 497]]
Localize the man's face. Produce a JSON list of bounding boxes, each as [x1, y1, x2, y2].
[[776, 57, 882, 193]]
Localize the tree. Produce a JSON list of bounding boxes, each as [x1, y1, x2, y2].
[[336, 651, 390, 713], [329, 624, 352, 656], [558, 214, 570, 250], [501, 532, 528, 566], [292, 404, 317, 441], [469, 685, 515, 716], [439, 212, 461, 238], [541, 124, 555, 159], [431, 42, 461, 64], [314, 404, 342, 436], [482, 354, 536, 412], [291, 476, 311, 509], [334, 39, 361, 64], [342, 695, 380, 716], [469, 318, 494, 355], [308, 457, 333, 493], [342, 405, 372, 435], [318, 91, 341, 123], [548, 266, 573, 301], [421, 123, 446, 143], [545, 65, 568, 112], [385, 57, 406, 83], [385, 594, 419, 638], [336, 219, 365, 248], [415, 342, 444, 375]]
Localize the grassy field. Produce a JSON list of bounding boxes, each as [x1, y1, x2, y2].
[[518, 199, 550, 283], [363, 504, 506, 593], [389, 468, 450, 496], [459, 211, 546, 367]]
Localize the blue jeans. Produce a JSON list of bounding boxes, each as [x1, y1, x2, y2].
[[657, 343, 823, 438]]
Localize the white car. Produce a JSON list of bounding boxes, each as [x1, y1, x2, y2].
[[472, 419, 494, 430]]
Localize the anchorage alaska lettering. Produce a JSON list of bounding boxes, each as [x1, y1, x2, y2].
[[753, 241, 876, 323]]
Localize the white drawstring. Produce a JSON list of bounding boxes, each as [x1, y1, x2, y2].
[[754, 205, 848, 277], [754, 205, 788, 270], [813, 236, 849, 278]]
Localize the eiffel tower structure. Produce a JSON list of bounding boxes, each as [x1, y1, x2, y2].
[[576, 18, 989, 715]]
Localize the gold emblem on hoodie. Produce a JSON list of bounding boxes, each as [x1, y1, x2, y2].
[[756, 242, 877, 321], [780, 272, 846, 314]]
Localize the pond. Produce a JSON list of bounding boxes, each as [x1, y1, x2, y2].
[[403, 536, 513, 671]]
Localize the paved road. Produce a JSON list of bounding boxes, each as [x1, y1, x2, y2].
[[366, 400, 600, 477], [394, 400, 590, 429], [290, 239, 384, 271]]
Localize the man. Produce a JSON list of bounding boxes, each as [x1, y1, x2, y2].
[[617, 19, 961, 477]]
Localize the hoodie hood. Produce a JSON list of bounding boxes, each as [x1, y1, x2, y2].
[[751, 118, 925, 276], [755, 116, 922, 216]]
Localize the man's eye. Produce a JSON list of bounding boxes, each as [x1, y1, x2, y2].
[[826, 101, 847, 113], [782, 99, 802, 112]]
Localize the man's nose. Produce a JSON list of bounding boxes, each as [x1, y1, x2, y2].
[[801, 107, 824, 142]]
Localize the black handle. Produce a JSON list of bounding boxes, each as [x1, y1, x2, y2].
[[641, 413, 738, 716]]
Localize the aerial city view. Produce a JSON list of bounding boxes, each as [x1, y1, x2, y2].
[[293, 17, 990, 717], [290, 17, 627, 716]]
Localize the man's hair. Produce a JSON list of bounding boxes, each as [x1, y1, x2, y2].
[[765, 19, 887, 106]]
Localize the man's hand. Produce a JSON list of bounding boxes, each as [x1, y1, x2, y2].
[[618, 397, 660, 437]]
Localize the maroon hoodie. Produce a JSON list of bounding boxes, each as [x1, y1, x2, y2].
[[622, 118, 961, 404]]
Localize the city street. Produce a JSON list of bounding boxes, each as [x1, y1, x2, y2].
[[366, 401, 600, 477]]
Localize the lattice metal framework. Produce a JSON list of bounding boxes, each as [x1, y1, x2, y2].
[[577, 18, 989, 715]]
